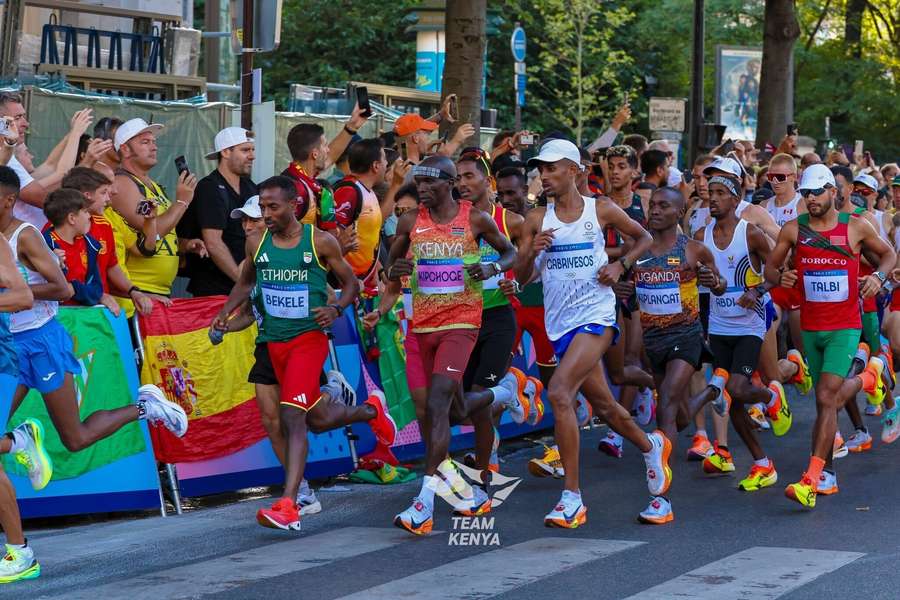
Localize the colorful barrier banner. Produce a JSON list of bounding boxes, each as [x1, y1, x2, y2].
[[139, 297, 267, 464]]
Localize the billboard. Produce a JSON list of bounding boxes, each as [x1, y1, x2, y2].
[[715, 46, 762, 142]]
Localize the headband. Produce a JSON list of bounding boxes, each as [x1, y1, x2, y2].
[[708, 175, 739, 197], [411, 165, 454, 180]]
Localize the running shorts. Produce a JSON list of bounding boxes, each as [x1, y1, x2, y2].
[[513, 304, 557, 367], [552, 323, 619, 361], [861, 310, 880, 349], [709, 334, 763, 378], [404, 330, 427, 391], [699, 291, 710, 338], [417, 328, 478, 383], [770, 286, 802, 311], [801, 328, 861, 382], [248, 342, 278, 386], [464, 305, 517, 390], [14, 318, 80, 394], [644, 323, 709, 375], [268, 330, 329, 411]]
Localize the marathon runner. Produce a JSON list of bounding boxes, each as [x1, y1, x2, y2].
[[385, 156, 519, 535], [514, 139, 669, 529], [214, 176, 397, 531], [765, 164, 895, 509]]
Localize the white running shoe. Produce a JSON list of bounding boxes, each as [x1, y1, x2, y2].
[[326, 370, 357, 406], [297, 488, 322, 515], [643, 431, 673, 496], [817, 470, 838, 495], [394, 497, 434, 535], [496, 371, 526, 424], [634, 388, 655, 427], [846, 428, 873, 453], [833, 431, 849, 459], [138, 384, 188, 437], [543, 490, 586, 529], [638, 496, 674, 524], [0, 544, 39, 583], [597, 430, 624, 458], [882, 405, 900, 444], [575, 393, 591, 427]]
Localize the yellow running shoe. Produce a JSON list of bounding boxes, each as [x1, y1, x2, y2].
[[786, 350, 813, 395], [702, 442, 735, 475], [766, 381, 792, 436], [0, 544, 40, 583], [528, 445, 564, 478], [738, 462, 778, 491], [784, 474, 817, 509], [12, 419, 53, 491], [861, 357, 886, 406], [747, 404, 770, 430]]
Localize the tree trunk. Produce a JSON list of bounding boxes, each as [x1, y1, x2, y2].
[[844, 0, 866, 58], [756, 0, 800, 149], [441, 0, 486, 148]]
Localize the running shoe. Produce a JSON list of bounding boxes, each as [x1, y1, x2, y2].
[[326, 370, 357, 406], [544, 490, 587, 529], [833, 431, 849, 459], [766, 381, 792, 437], [853, 343, 871, 374], [786, 349, 813, 395], [817, 470, 839, 495], [0, 544, 40, 583], [686, 432, 713, 461], [138, 384, 189, 437], [862, 357, 886, 406], [784, 474, 817, 509], [524, 376, 545, 426], [394, 497, 433, 536], [702, 442, 735, 475], [865, 403, 884, 417], [11, 419, 52, 491], [256, 497, 301, 531], [882, 405, 900, 444], [748, 404, 770, 430], [637, 496, 674, 525], [297, 488, 322, 516], [598, 430, 624, 458], [710, 368, 731, 417], [453, 485, 492, 516], [879, 346, 896, 390], [496, 368, 530, 424], [528, 445, 564, 478], [365, 390, 397, 446], [463, 453, 499, 473], [738, 462, 778, 491], [575, 392, 592, 427], [846, 428, 873, 453], [644, 430, 673, 496], [634, 387, 655, 427]]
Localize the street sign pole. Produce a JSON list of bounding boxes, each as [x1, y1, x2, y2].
[[511, 23, 526, 132], [240, 0, 255, 130]]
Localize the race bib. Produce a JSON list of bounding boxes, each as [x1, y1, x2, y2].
[[636, 282, 682, 315], [262, 282, 309, 319], [803, 269, 849, 303], [417, 258, 465, 295], [544, 242, 597, 281], [712, 287, 748, 317]]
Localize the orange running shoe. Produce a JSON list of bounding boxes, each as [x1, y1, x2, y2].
[[686, 433, 713, 461], [257, 497, 301, 531]]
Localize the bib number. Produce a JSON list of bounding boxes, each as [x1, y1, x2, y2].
[[712, 287, 748, 317], [262, 283, 309, 319], [544, 242, 597, 281], [803, 269, 848, 303], [417, 259, 465, 295], [636, 282, 682, 315]]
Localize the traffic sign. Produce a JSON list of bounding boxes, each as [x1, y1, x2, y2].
[[511, 26, 526, 62], [649, 97, 687, 132]]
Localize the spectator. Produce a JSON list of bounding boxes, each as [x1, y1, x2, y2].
[[587, 102, 633, 153], [230, 194, 266, 238], [881, 163, 899, 183], [178, 127, 257, 297], [326, 134, 361, 186], [648, 139, 683, 187], [640, 149, 669, 188], [60, 166, 152, 315], [91, 117, 124, 173], [0, 116, 19, 166], [393, 113, 438, 164], [382, 182, 418, 249], [111, 118, 204, 305], [623, 133, 648, 158]]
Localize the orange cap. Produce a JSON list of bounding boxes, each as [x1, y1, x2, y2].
[[393, 113, 439, 137]]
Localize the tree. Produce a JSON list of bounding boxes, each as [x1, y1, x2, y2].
[[844, 0, 866, 57], [441, 0, 487, 146], [755, 0, 800, 149]]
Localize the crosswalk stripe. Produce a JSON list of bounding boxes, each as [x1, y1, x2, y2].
[[334, 537, 643, 600], [623, 546, 864, 599], [39, 527, 411, 600]]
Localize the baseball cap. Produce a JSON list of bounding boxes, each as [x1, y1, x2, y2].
[[393, 114, 439, 137], [798, 163, 836, 191], [526, 139, 584, 171], [702, 156, 743, 179], [853, 172, 878, 192], [230, 195, 261, 219], [205, 127, 254, 160], [114, 118, 164, 151], [893, 175, 900, 187]]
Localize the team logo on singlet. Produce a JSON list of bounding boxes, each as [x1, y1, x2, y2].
[[303, 252, 312, 264]]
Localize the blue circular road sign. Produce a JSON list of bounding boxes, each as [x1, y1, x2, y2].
[[511, 26, 526, 62]]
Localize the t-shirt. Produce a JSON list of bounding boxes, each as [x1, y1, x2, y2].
[[8, 155, 45, 229], [177, 169, 256, 296], [89, 214, 119, 291]]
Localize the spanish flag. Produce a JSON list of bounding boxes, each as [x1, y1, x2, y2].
[[139, 297, 267, 463]]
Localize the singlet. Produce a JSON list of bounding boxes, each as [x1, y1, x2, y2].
[[623, 193, 646, 226], [766, 193, 802, 227], [704, 220, 766, 338], [0, 238, 19, 376], [874, 209, 889, 240], [409, 201, 482, 333], [8, 222, 57, 333], [688, 204, 710, 237], [343, 180, 383, 276], [253, 224, 328, 343], [117, 171, 179, 294], [480, 204, 512, 310], [795, 212, 860, 332], [735, 200, 751, 219], [633, 234, 700, 336], [537, 196, 616, 341]]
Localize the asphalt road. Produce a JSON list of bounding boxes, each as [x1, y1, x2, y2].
[[15, 387, 900, 600]]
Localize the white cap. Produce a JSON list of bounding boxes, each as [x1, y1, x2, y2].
[[230, 195, 261, 219], [527, 139, 585, 171], [205, 127, 254, 160], [114, 118, 164, 151], [853, 172, 878, 192], [798, 163, 836, 191], [702, 156, 744, 179]]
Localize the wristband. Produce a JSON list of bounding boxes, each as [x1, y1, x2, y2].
[[343, 124, 358, 135], [176, 199, 188, 206], [128, 286, 141, 296], [618, 256, 633, 271], [329, 303, 344, 317]]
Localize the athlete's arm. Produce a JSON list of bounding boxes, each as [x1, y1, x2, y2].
[[596, 199, 651, 285], [313, 229, 360, 327], [504, 209, 526, 247], [513, 208, 546, 286], [385, 209, 417, 281], [17, 227, 73, 301], [364, 278, 401, 332], [470, 208, 516, 279], [742, 204, 780, 242], [854, 217, 896, 298], [0, 236, 32, 312], [216, 233, 260, 327], [764, 220, 798, 288]]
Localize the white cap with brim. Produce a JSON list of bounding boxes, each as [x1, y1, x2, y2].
[[853, 172, 878, 192], [526, 139, 585, 172], [230, 195, 261, 219], [206, 127, 254, 160], [114, 118, 164, 151], [702, 156, 744, 179], [798, 163, 837, 191]]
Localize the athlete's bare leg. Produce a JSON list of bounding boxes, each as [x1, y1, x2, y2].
[[653, 360, 697, 446], [255, 383, 286, 465], [0, 436, 23, 545]]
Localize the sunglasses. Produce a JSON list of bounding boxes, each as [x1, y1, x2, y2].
[[800, 186, 833, 198], [766, 172, 793, 183], [853, 187, 875, 196]]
